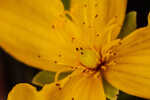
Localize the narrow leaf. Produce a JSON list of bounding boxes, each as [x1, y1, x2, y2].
[[32, 71, 55, 87], [58, 71, 72, 80], [62, 0, 70, 10], [103, 79, 119, 100], [32, 71, 72, 87], [118, 11, 137, 38]]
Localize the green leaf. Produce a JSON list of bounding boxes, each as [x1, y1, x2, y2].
[[118, 11, 137, 38], [58, 71, 72, 80], [103, 79, 119, 100], [62, 0, 70, 10], [32, 71, 56, 87], [32, 71, 72, 87]]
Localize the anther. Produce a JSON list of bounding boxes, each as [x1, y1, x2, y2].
[[56, 83, 60, 86], [80, 52, 84, 55], [71, 37, 75, 42], [51, 25, 55, 29], [76, 48, 79, 51], [54, 61, 58, 64], [58, 53, 62, 57], [80, 47, 83, 50], [84, 4, 87, 7], [101, 66, 106, 71], [96, 34, 100, 37], [95, 4, 98, 7], [95, 14, 98, 18]]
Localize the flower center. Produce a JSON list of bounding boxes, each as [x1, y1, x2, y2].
[[77, 39, 121, 70], [79, 49, 101, 69]]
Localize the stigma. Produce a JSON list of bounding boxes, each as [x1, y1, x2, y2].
[[79, 49, 101, 69]]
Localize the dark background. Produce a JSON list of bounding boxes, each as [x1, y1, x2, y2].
[[0, 0, 150, 100]]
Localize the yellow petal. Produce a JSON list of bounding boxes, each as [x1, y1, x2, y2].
[[39, 82, 63, 100], [104, 27, 150, 99], [38, 70, 79, 100], [39, 70, 106, 100], [7, 83, 40, 100], [69, 0, 127, 49], [0, 0, 84, 72], [60, 72, 106, 100], [0, 0, 64, 20]]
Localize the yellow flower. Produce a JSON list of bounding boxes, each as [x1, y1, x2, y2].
[[0, 0, 150, 100]]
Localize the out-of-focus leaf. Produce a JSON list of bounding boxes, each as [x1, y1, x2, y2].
[[62, 0, 70, 10], [58, 71, 72, 80], [103, 79, 119, 100], [32, 71, 72, 87], [118, 11, 137, 38], [32, 71, 55, 87]]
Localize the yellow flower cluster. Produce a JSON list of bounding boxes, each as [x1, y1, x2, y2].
[[0, 0, 150, 100]]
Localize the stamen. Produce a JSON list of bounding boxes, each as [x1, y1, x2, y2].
[[72, 97, 75, 100], [102, 39, 121, 55], [51, 25, 55, 29], [101, 39, 121, 62], [101, 66, 106, 71], [84, 4, 88, 7], [76, 48, 79, 51], [95, 14, 99, 18], [58, 54, 62, 57], [54, 61, 58, 64], [82, 22, 86, 25], [71, 37, 76, 43]]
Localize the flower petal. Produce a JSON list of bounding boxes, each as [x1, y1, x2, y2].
[[7, 83, 40, 100], [7, 71, 106, 100], [39, 82, 63, 100], [69, 0, 127, 49], [104, 27, 150, 99], [38, 71, 77, 100], [8, 82, 64, 100], [0, 0, 83, 72], [60, 72, 106, 100], [39, 70, 106, 100]]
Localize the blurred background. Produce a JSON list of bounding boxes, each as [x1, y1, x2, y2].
[[0, 0, 150, 100]]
